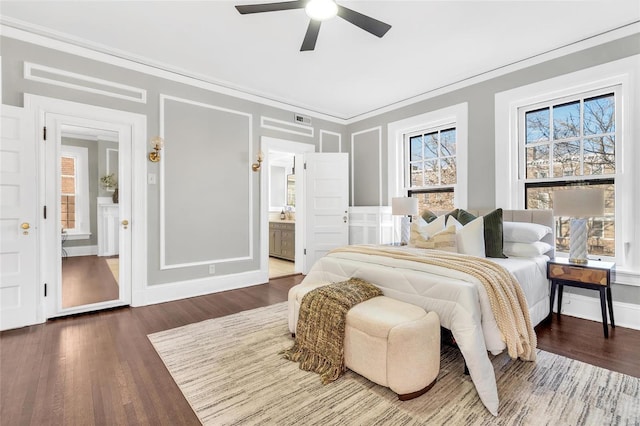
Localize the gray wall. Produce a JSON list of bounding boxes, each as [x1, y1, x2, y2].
[[346, 34, 640, 211], [1, 36, 347, 285]]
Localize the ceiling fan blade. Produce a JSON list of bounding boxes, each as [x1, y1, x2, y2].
[[336, 5, 391, 38], [235, 1, 305, 14], [300, 20, 321, 51]]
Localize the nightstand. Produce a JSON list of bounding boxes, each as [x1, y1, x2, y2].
[[547, 258, 615, 338]]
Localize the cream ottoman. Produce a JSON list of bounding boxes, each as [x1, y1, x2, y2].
[[343, 296, 440, 400]]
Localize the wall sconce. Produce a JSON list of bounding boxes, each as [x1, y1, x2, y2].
[[149, 136, 164, 162], [252, 150, 264, 172]]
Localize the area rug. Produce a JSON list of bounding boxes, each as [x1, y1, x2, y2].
[[148, 303, 639, 426], [105, 258, 119, 283]]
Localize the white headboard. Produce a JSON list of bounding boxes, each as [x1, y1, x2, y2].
[[429, 209, 555, 258]]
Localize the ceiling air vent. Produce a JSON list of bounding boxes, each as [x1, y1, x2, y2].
[[294, 114, 312, 126]]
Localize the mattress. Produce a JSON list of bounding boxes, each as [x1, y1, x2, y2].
[[288, 247, 551, 416]]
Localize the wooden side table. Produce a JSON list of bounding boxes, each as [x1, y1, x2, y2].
[[547, 258, 615, 338]]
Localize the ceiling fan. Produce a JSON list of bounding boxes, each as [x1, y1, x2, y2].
[[235, 0, 392, 51]]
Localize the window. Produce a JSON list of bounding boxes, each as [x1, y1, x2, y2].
[[60, 156, 76, 230], [406, 126, 457, 211], [60, 145, 90, 239], [520, 88, 618, 258]]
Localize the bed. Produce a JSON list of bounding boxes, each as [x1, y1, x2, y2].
[[287, 209, 554, 416]]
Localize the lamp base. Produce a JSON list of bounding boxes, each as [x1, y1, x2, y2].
[[400, 216, 411, 245], [569, 218, 588, 264]]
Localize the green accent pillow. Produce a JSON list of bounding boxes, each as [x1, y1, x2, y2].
[[457, 208, 507, 259], [422, 208, 459, 223]]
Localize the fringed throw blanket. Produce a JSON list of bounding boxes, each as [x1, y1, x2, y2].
[[330, 246, 537, 362], [282, 277, 383, 384]]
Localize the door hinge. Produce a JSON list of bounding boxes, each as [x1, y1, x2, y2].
[[43, 205, 47, 219], [304, 248, 307, 255], [44, 283, 47, 297], [304, 162, 307, 170], [43, 126, 47, 141]]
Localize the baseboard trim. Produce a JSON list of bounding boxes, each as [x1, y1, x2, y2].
[[555, 292, 640, 331], [64, 245, 98, 257], [133, 270, 269, 307]]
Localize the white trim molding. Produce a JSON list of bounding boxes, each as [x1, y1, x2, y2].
[[260, 116, 314, 138], [555, 292, 640, 331], [24, 62, 147, 104], [64, 245, 98, 257], [159, 94, 254, 270], [351, 126, 382, 206]]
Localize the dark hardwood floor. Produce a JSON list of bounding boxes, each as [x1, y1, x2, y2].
[[1, 274, 638, 425]]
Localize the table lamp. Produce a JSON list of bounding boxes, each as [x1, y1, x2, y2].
[[552, 188, 605, 264], [392, 197, 419, 245]]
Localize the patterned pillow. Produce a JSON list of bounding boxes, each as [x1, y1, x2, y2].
[[421, 208, 459, 223], [409, 215, 446, 246], [413, 225, 458, 252]]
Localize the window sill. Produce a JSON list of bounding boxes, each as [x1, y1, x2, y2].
[[64, 232, 91, 241]]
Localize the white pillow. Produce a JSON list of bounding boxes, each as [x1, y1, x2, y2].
[[503, 222, 552, 243], [446, 216, 486, 257], [503, 241, 553, 257], [409, 214, 445, 246]]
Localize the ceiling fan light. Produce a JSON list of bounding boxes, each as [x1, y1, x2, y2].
[[305, 0, 338, 21]]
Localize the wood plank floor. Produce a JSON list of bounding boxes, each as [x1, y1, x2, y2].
[[1, 275, 638, 425], [61, 256, 119, 308]]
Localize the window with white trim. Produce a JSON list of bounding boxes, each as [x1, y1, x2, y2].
[[519, 86, 619, 258], [405, 125, 457, 211], [60, 145, 90, 239]]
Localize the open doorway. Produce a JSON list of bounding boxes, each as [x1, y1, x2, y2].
[[260, 137, 315, 280], [268, 151, 296, 278], [60, 125, 120, 308]]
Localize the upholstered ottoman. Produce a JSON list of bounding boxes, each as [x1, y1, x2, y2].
[[343, 296, 440, 400]]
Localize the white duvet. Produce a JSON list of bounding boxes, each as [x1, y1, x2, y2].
[[287, 246, 550, 416]]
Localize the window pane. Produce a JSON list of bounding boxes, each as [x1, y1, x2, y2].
[[553, 141, 580, 177], [440, 128, 456, 156], [410, 135, 422, 161], [61, 157, 75, 175], [61, 176, 75, 194], [412, 191, 454, 212], [526, 182, 615, 256], [583, 136, 615, 176], [553, 101, 580, 140], [409, 162, 423, 187], [424, 160, 438, 185], [440, 158, 456, 185], [525, 108, 549, 143], [423, 132, 438, 159], [584, 93, 615, 135], [526, 145, 549, 179]]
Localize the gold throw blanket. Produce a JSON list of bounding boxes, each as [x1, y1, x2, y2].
[[330, 246, 537, 361], [282, 278, 383, 384]]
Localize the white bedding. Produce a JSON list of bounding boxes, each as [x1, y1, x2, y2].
[[287, 247, 550, 416]]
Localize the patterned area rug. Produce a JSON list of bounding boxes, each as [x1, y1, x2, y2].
[[148, 303, 639, 426]]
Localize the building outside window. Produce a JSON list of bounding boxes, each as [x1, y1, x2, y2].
[[61, 155, 76, 231], [520, 88, 617, 257], [406, 125, 457, 212]]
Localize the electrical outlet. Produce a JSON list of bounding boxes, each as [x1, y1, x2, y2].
[[208, 264, 216, 274]]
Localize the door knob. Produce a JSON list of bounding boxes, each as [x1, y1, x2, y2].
[[21, 222, 30, 235], [122, 219, 129, 229], [343, 216, 348, 223]]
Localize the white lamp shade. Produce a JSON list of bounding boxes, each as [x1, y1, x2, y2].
[[553, 188, 605, 217], [392, 197, 418, 216]]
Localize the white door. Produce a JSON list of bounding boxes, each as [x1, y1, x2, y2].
[[0, 105, 38, 331], [302, 152, 349, 274]]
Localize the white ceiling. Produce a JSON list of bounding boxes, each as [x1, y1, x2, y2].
[[2, 1, 639, 121]]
